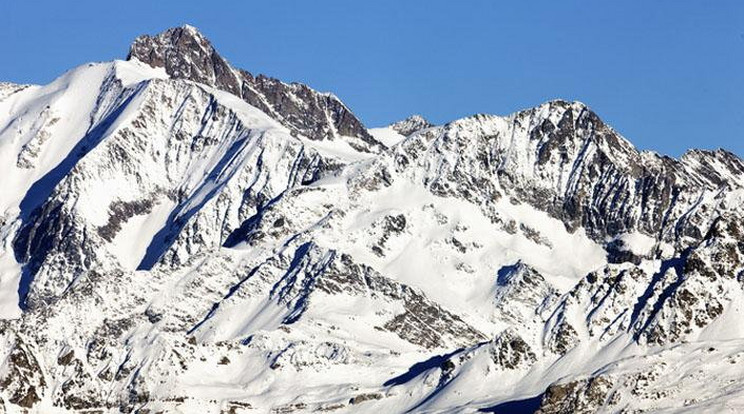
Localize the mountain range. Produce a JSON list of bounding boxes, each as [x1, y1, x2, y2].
[[0, 25, 743, 413]]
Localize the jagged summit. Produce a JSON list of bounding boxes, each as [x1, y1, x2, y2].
[[128, 25, 384, 152], [127, 25, 228, 90], [127, 24, 213, 56], [389, 114, 433, 136]]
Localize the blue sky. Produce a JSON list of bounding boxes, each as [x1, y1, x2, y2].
[[2, 1, 742, 156]]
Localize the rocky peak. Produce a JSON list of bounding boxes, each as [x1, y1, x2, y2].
[[128, 25, 213, 64], [127, 25, 239, 95], [127, 25, 384, 152], [390, 114, 432, 136]]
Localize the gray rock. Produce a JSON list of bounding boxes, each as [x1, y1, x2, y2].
[[127, 25, 384, 152]]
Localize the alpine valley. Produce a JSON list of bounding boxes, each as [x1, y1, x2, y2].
[[0, 26, 743, 413]]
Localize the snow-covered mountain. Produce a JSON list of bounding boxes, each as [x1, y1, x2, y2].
[[0, 25, 743, 413]]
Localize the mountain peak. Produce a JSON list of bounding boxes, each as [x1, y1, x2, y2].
[[126, 25, 383, 151], [389, 114, 433, 136], [126, 25, 234, 92], [128, 25, 213, 56]]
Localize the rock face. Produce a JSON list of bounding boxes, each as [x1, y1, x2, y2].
[[0, 25, 743, 413], [389, 114, 432, 136], [127, 25, 384, 152]]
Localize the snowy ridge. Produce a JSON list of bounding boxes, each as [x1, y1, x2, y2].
[[0, 26, 743, 413]]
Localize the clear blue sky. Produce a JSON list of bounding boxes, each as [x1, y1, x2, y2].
[[2, 1, 742, 157]]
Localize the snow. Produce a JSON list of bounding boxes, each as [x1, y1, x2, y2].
[[369, 127, 406, 148], [0, 62, 111, 214], [109, 199, 177, 270], [613, 231, 658, 256], [319, 176, 607, 338], [298, 135, 376, 162], [113, 59, 169, 86]]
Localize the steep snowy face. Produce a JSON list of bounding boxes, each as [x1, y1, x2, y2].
[[7, 65, 348, 312], [128, 25, 384, 152], [1, 25, 744, 414]]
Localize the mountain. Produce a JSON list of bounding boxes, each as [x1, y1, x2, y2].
[[127, 25, 384, 153], [0, 25, 742, 413], [389, 115, 433, 137]]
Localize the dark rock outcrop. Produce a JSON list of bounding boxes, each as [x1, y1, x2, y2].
[[390, 115, 432, 136]]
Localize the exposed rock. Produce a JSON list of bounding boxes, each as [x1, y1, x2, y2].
[[127, 25, 384, 152], [349, 392, 383, 405], [488, 330, 536, 370], [0, 340, 46, 409], [536, 376, 614, 414], [390, 115, 433, 136]]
